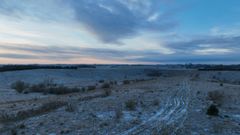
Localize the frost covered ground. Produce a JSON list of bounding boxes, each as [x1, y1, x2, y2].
[[0, 66, 240, 135]]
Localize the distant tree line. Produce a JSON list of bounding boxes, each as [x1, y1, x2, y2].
[[0, 64, 96, 72], [185, 64, 240, 71]]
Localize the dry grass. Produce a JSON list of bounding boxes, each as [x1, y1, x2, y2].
[[0, 101, 66, 123]]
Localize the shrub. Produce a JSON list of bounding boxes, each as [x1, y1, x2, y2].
[[87, 85, 96, 91], [125, 100, 137, 111], [11, 81, 29, 93], [99, 80, 104, 83], [152, 99, 159, 106], [146, 69, 161, 77], [123, 80, 130, 85], [0, 101, 66, 123], [207, 104, 219, 116], [109, 81, 117, 85], [103, 88, 111, 97], [65, 102, 77, 112], [208, 90, 224, 105], [18, 123, 26, 129], [115, 108, 123, 120], [101, 83, 111, 89], [29, 83, 80, 95], [220, 83, 223, 86]]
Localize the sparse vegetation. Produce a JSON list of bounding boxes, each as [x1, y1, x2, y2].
[[11, 79, 81, 95], [0, 101, 66, 123], [11, 81, 29, 93], [30, 83, 80, 95], [125, 99, 137, 111]]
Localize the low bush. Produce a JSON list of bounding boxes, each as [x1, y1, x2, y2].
[[208, 90, 224, 105], [103, 88, 111, 97], [11, 80, 81, 95], [125, 99, 137, 111], [115, 108, 123, 120], [152, 99, 159, 106], [123, 80, 130, 85], [207, 104, 219, 116], [99, 80, 104, 83], [11, 81, 29, 93], [145, 69, 161, 77], [29, 83, 80, 95], [65, 102, 78, 112], [101, 83, 111, 89], [0, 101, 66, 122], [87, 85, 96, 91], [109, 81, 117, 85]]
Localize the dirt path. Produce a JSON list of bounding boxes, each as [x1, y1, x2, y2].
[[120, 80, 191, 135]]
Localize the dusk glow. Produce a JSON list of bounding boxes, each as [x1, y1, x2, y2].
[[0, 0, 240, 64]]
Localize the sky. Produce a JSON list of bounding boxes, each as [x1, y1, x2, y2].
[[0, 0, 240, 64]]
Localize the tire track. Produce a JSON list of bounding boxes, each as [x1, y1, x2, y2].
[[120, 80, 191, 135]]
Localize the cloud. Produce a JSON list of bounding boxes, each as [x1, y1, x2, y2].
[[167, 35, 240, 53], [0, 43, 132, 61], [126, 34, 240, 64], [0, 0, 72, 22], [193, 48, 233, 55], [68, 0, 178, 43], [0, 53, 38, 59], [0, 0, 178, 44]]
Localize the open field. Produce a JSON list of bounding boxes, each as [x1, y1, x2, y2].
[[0, 65, 240, 135]]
